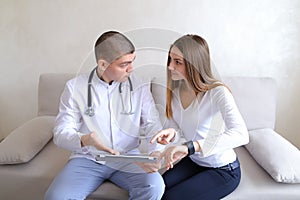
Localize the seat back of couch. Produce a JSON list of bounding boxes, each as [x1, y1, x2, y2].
[[38, 73, 277, 131], [223, 77, 277, 130], [151, 75, 278, 131], [38, 73, 75, 116]]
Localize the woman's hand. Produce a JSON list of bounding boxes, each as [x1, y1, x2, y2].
[[135, 151, 162, 173], [161, 145, 188, 170], [150, 128, 176, 145], [81, 132, 119, 155]]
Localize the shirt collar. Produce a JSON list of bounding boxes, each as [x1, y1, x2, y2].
[[92, 69, 118, 89]]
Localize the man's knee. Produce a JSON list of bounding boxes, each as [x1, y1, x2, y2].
[[130, 180, 165, 200], [150, 182, 165, 199]]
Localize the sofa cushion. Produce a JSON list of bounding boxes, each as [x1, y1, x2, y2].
[[87, 181, 128, 200], [245, 128, 300, 183], [0, 141, 70, 199], [223, 147, 300, 199], [0, 116, 55, 164]]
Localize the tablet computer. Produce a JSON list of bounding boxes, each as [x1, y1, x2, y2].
[[95, 154, 158, 163]]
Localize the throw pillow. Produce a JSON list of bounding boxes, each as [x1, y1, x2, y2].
[[246, 128, 300, 183], [0, 116, 55, 164]]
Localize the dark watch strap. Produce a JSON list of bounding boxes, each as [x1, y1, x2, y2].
[[183, 140, 195, 155]]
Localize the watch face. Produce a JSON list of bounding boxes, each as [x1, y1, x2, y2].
[[184, 141, 195, 155]]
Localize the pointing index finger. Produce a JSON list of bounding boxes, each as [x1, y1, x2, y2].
[[150, 132, 162, 144]]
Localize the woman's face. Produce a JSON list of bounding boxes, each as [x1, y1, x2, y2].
[[168, 46, 187, 81]]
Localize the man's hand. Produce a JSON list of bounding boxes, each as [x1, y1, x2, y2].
[[81, 132, 119, 155], [135, 151, 162, 173], [150, 128, 176, 145]]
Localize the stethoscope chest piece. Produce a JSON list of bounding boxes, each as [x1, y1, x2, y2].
[[85, 106, 95, 117]]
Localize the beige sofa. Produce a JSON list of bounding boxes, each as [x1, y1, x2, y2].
[[1, 72, 300, 200]]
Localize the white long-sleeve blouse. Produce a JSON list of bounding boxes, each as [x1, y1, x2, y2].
[[168, 85, 249, 168]]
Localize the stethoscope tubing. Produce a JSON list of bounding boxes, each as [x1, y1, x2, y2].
[[87, 67, 97, 109], [85, 66, 134, 117]]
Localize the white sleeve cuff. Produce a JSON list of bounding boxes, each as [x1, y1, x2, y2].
[[77, 132, 89, 154]]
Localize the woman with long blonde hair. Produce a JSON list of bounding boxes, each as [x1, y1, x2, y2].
[[152, 34, 249, 200]]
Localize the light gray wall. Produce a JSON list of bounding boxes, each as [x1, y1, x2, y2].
[[0, 0, 299, 147]]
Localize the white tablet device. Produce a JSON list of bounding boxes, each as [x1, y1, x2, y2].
[[95, 154, 158, 163]]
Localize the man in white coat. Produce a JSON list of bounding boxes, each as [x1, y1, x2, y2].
[[45, 31, 172, 200]]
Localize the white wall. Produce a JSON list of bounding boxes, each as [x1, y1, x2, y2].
[[0, 0, 299, 147]]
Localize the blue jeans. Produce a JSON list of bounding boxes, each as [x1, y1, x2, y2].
[[162, 157, 241, 200], [45, 158, 164, 200]]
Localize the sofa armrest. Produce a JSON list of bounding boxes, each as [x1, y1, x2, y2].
[[0, 116, 55, 164], [245, 128, 300, 183]]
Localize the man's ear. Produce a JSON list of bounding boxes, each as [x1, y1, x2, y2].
[[97, 59, 109, 71]]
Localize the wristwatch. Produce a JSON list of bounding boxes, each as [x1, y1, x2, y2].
[[183, 140, 195, 155]]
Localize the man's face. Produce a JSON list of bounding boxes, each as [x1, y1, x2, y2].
[[100, 53, 135, 83]]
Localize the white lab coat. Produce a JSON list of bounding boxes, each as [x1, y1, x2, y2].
[[53, 71, 163, 161]]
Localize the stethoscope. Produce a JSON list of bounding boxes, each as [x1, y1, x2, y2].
[[85, 67, 134, 117]]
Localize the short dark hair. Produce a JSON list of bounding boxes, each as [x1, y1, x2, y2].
[[94, 31, 135, 63]]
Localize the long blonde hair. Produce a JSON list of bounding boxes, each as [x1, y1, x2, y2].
[[166, 34, 226, 118]]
